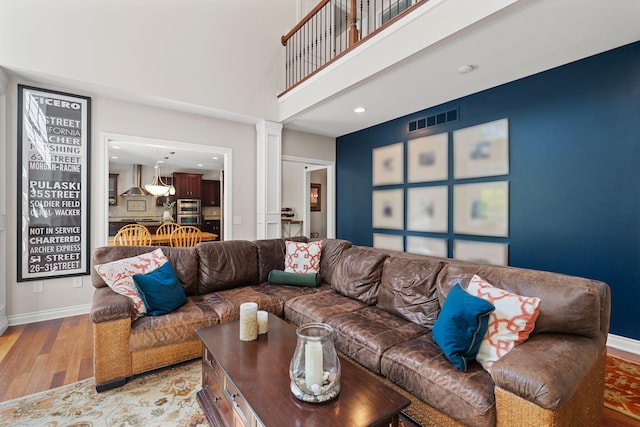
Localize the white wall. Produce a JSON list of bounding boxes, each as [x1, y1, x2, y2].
[[3, 79, 257, 322], [282, 129, 335, 161], [0, 68, 8, 333], [282, 162, 305, 221], [0, 1, 296, 122]]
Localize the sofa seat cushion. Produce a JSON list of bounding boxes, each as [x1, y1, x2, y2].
[[284, 289, 366, 326], [129, 297, 220, 352], [327, 306, 428, 374], [257, 282, 331, 303], [199, 286, 284, 323], [381, 334, 496, 427]]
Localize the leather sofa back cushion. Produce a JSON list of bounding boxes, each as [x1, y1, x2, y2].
[[331, 247, 388, 305], [436, 263, 602, 338], [316, 239, 353, 285], [196, 240, 259, 293], [377, 256, 443, 328], [255, 237, 309, 283], [91, 246, 200, 296]]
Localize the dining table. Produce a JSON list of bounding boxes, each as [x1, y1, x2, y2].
[[107, 231, 218, 246]]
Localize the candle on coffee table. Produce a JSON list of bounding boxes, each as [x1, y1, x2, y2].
[[305, 340, 323, 390], [257, 310, 268, 334], [239, 302, 258, 341]]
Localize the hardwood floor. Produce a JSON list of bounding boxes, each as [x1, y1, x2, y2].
[[0, 315, 639, 426]]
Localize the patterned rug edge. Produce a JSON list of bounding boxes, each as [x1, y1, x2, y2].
[[604, 354, 640, 422]]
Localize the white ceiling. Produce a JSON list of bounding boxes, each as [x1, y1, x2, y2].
[[279, 0, 640, 137], [3, 0, 639, 144]]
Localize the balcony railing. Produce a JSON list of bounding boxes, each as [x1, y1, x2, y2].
[[280, 0, 428, 95]]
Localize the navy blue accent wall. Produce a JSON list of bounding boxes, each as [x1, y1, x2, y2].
[[336, 41, 640, 340]]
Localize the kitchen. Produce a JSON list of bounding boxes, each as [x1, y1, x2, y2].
[[107, 138, 224, 241]]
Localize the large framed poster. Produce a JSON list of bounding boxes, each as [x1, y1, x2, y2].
[[17, 85, 91, 281]]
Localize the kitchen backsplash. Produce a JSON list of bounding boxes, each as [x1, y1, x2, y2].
[[109, 195, 221, 219]]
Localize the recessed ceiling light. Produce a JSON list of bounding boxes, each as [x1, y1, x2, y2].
[[112, 146, 120, 150], [158, 160, 164, 163], [111, 156, 118, 159], [354, 107, 366, 113], [458, 65, 475, 74], [212, 156, 219, 160], [197, 164, 204, 167]]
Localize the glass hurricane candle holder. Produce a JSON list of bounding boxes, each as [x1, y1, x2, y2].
[[289, 323, 341, 403]]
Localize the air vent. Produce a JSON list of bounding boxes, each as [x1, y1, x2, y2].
[[408, 108, 458, 133]]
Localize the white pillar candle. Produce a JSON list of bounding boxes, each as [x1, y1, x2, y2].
[[305, 340, 323, 389], [257, 310, 268, 334], [239, 302, 258, 341]]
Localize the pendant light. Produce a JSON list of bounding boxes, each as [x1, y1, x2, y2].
[[145, 162, 171, 197]]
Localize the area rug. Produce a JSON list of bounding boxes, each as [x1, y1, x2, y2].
[[605, 355, 640, 421], [0, 359, 421, 426]]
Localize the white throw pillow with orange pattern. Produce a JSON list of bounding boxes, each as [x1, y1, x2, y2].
[[284, 241, 323, 274], [94, 248, 168, 319], [466, 274, 541, 371]]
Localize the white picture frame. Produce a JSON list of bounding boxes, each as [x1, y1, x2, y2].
[[406, 236, 448, 257], [454, 181, 509, 237], [372, 142, 404, 186], [372, 189, 404, 230], [454, 240, 509, 266], [454, 118, 509, 179], [407, 133, 448, 183], [373, 233, 404, 252], [407, 186, 448, 233]]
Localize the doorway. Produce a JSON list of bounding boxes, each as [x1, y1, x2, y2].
[[282, 156, 335, 238], [101, 133, 233, 244]]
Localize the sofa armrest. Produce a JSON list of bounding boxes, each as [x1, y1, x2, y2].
[[490, 333, 605, 410], [90, 286, 135, 323]]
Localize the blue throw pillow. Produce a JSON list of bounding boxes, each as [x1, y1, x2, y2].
[[432, 283, 495, 372], [133, 261, 187, 316]]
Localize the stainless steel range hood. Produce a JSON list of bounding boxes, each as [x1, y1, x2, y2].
[[121, 164, 150, 197]]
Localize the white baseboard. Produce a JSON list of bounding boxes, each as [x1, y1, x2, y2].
[[0, 316, 7, 335], [607, 333, 640, 355], [7, 304, 91, 327]]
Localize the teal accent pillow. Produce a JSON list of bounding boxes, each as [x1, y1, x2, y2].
[[433, 283, 495, 372], [133, 261, 187, 316], [268, 270, 320, 287]]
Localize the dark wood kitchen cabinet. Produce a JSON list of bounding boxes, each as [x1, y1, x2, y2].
[[202, 180, 221, 207], [202, 219, 220, 240], [108, 174, 119, 206], [173, 173, 202, 198]]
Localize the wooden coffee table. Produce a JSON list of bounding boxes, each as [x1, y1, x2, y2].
[[196, 313, 410, 427]]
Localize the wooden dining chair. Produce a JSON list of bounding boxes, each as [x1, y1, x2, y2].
[[169, 225, 202, 247], [114, 224, 152, 246], [155, 223, 182, 245]]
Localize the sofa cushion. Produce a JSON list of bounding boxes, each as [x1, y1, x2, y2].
[[254, 237, 307, 283], [196, 241, 259, 293], [381, 334, 496, 427], [284, 289, 366, 326], [129, 296, 219, 352], [257, 282, 330, 303], [433, 283, 495, 372], [285, 240, 323, 273], [92, 246, 200, 296], [331, 247, 389, 305], [315, 238, 352, 286], [268, 270, 320, 287], [466, 275, 540, 371], [435, 263, 602, 338], [377, 256, 443, 328], [327, 306, 427, 374], [94, 248, 168, 319], [198, 286, 284, 323], [133, 261, 188, 316]]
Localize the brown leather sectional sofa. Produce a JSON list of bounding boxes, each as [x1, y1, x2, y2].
[[90, 238, 610, 427]]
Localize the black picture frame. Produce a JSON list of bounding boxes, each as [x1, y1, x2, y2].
[[310, 183, 321, 212], [17, 85, 91, 281]]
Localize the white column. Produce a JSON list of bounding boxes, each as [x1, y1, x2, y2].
[[0, 69, 8, 334], [256, 120, 283, 239]]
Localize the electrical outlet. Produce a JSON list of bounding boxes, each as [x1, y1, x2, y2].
[[72, 277, 83, 288], [33, 281, 44, 293]]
